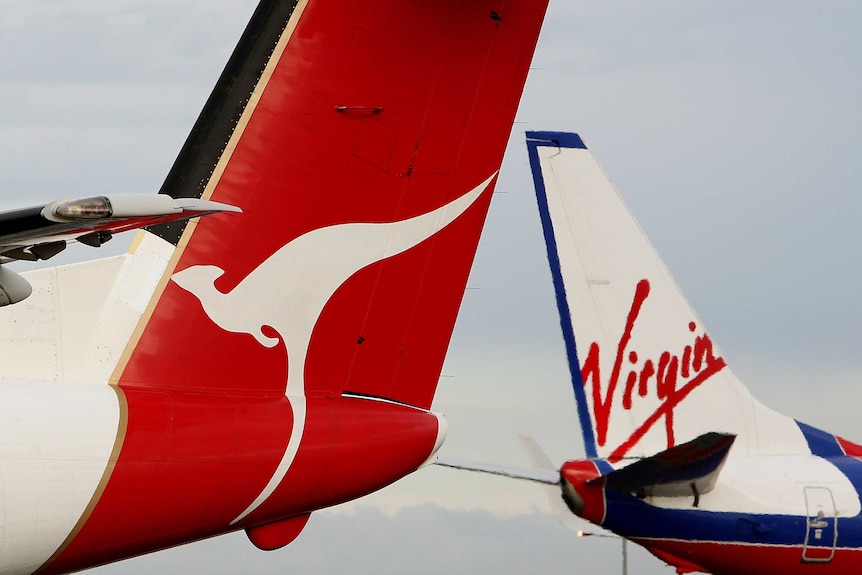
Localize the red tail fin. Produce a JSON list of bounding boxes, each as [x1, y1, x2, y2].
[[37, 3, 548, 572], [116, 0, 547, 408]]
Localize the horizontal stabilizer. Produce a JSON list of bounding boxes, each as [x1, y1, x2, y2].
[[437, 440, 586, 530], [518, 436, 586, 530], [0, 194, 240, 263], [435, 456, 560, 485], [593, 432, 736, 499]]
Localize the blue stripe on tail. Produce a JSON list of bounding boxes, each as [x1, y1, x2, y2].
[[525, 131, 597, 457]]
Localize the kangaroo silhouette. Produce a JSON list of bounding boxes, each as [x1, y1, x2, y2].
[[172, 173, 495, 522]]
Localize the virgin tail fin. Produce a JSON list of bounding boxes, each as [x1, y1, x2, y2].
[[526, 131, 808, 461]]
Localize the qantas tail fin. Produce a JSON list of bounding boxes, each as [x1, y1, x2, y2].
[[526, 132, 822, 462], [112, 1, 548, 409], [7, 5, 549, 569]]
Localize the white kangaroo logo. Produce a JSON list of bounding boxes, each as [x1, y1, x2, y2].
[[172, 173, 496, 523]]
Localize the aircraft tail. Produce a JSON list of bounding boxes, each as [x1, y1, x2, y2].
[[110, 0, 548, 523], [112, 1, 548, 408], [525, 132, 818, 462], [36, 3, 548, 570]]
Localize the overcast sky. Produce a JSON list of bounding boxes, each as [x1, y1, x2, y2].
[[2, 2, 862, 574]]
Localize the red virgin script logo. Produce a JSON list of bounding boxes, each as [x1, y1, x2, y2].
[[581, 279, 727, 463]]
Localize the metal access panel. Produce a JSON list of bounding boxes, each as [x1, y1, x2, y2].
[[802, 486, 838, 563]]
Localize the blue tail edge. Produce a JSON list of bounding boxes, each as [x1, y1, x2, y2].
[[525, 131, 598, 458]]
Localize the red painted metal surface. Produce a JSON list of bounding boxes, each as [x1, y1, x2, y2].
[[246, 514, 311, 551], [638, 538, 862, 575], [39, 1, 548, 572], [560, 460, 606, 525]]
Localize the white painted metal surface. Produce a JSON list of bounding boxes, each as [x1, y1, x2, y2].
[[0, 382, 120, 575], [534, 143, 810, 460], [0, 231, 173, 385], [172, 173, 495, 523]]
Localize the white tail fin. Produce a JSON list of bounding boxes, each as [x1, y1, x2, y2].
[[526, 132, 808, 462]]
